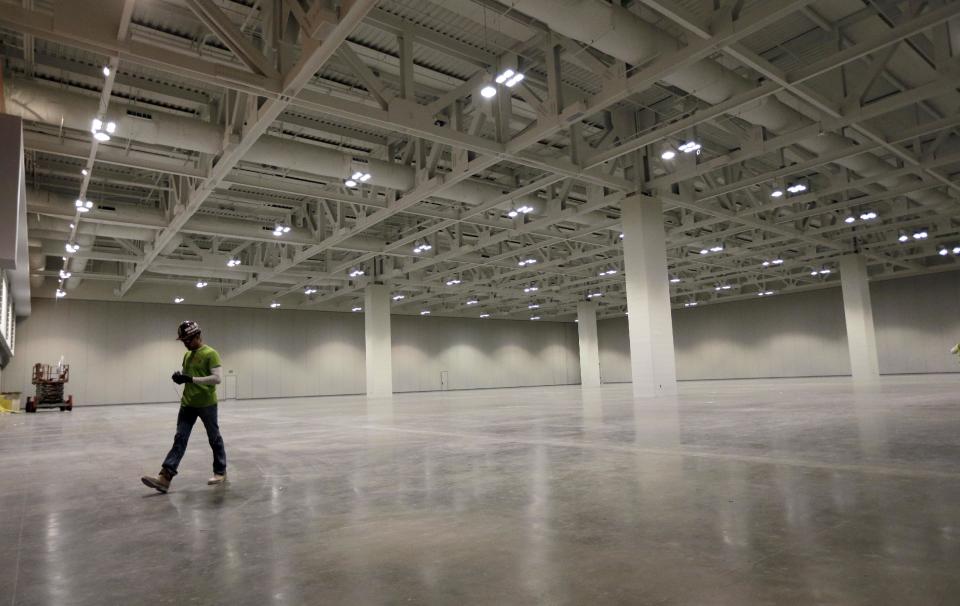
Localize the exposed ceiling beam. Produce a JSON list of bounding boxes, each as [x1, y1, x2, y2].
[[116, 0, 379, 296]]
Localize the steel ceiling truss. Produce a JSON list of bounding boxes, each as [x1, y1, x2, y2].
[[2, 0, 958, 318]]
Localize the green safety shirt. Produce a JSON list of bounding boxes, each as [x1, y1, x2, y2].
[[181, 345, 221, 407]]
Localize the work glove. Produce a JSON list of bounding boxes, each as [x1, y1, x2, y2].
[[171, 371, 193, 385]]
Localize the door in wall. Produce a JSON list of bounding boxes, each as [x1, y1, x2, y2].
[[440, 370, 449, 391]]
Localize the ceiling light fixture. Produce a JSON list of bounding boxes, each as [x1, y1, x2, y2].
[[669, 277, 681, 283], [599, 269, 617, 276], [507, 205, 534, 219], [660, 149, 676, 161], [480, 313, 491, 318], [770, 189, 784, 198], [270, 302, 281, 308], [445, 278, 462, 286], [304, 287, 318, 295], [75, 199, 94, 213], [226, 258, 241, 267], [273, 224, 291, 237], [684, 301, 698, 307], [59, 270, 71, 280], [938, 247, 949, 256], [528, 303, 540, 309], [530, 316, 541, 321], [420, 310, 431, 315], [523, 286, 539, 293], [465, 299, 479, 305], [56, 289, 67, 298], [102, 66, 111, 77], [480, 85, 497, 98], [65, 242, 80, 254], [413, 242, 432, 254], [90, 118, 115, 142], [518, 258, 537, 267], [81, 169, 88, 176], [348, 268, 365, 278], [352, 306, 363, 312], [860, 211, 878, 221], [587, 292, 602, 298], [196, 280, 208, 288], [913, 231, 928, 240], [678, 141, 702, 155], [174, 297, 184, 303], [495, 69, 524, 87], [844, 216, 856, 224], [787, 183, 808, 194], [392, 294, 405, 301]]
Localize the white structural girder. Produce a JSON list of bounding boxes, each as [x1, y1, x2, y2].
[[585, 0, 960, 169], [117, 0, 378, 296], [839, 255, 881, 382], [184, 0, 280, 78], [623, 195, 677, 397], [364, 283, 393, 397], [577, 301, 601, 387], [0, 1, 281, 95], [219, 153, 503, 300]]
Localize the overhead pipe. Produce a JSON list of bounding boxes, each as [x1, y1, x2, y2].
[[65, 233, 95, 290], [5, 78, 223, 154], [144, 266, 343, 285], [507, 0, 951, 210], [5, 79, 580, 220], [26, 190, 389, 253], [29, 214, 158, 242], [29, 250, 46, 290], [28, 192, 521, 276]]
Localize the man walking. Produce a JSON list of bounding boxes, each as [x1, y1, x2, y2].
[[141, 320, 226, 493]]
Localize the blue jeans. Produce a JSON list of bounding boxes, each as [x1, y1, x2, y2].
[[162, 405, 227, 476]]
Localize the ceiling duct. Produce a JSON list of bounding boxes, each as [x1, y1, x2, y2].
[[4, 79, 601, 223]]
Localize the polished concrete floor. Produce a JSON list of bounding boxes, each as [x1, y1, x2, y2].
[[2, 376, 960, 605]]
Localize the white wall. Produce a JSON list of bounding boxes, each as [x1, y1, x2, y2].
[[5, 299, 579, 405], [599, 288, 849, 381], [392, 315, 580, 392], [599, 270, 960, 381], [872, 272, 960, 374]]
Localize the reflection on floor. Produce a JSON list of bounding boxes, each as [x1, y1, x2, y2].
[[1, 375, 959, 605]]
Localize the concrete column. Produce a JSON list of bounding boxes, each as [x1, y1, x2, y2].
[[623, 195, 677, 397], [577, 301, 601, 387], [364, 284, 393, 397], [839, 255, 880, 382]]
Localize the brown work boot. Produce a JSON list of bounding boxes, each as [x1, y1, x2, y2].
[[207, 473, 227, 486], [141, 469, 173, 493]]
